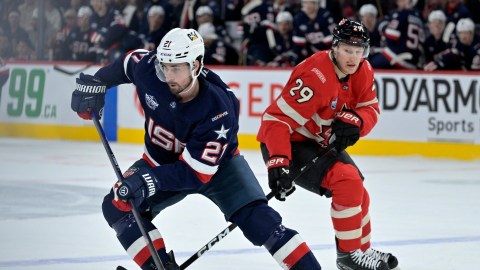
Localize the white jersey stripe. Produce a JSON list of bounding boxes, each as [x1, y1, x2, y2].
[[277, 97, 309, 126], [295, 126, 323, 142], [356, 97, 378, 108], [144, 146, 161, 166], [181, 147, 218, 175], [263, 113, 294, 133]]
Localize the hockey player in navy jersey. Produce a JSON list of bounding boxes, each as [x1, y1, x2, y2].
[[71, 28, 323, 270], [370, 0, 425, 69]]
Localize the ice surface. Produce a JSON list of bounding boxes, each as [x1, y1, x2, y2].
[[0, 138, 479, 270]]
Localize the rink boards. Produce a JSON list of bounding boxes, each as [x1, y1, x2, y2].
[[0, 62, 479, 159]]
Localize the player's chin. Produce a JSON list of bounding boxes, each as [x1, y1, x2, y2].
[[344, 64, 359, 74]]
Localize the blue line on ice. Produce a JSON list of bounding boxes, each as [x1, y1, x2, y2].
[[1, 235, 479, 267]]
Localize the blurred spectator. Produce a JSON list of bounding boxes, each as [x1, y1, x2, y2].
[[141, 0, 176, 33], [69, 0, 88, 12], [65, 6, 97, 62], [370, 0, 425, 69], [193, 0, 222, 27], [358, 4, 383, 59], [89, 0, 133, 63], [32, 0, 64, 59], [245, 11, 296, 66], [267, 11, 297, 67], [444, 0, 472, 24], [422, 0, 445, 21], [90, 0, 116, 31], [224, 0, 244, 21], [241, 0, 276, 44], [425, 17, 480, 70], [5, 11, 31, 56], [292, 0, 336, 64], [0, 56, 9, 102], [142, 5, 167, 50], [112, 0, 141, 32], [199, 22, 239, 65], [423, 10, 449, 63], [53, 9, 78, 60], [15, 37, 36, 60], [465, 0, 480, 24], [0, 29, 14, 59], [18, 0, 35, 34], [196, 6, 231, 43]]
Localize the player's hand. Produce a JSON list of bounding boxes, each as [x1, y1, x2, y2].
[[71, 73, 107, 120], [266, 156, 295, 201], [331, 110, 362, 152], [112, 167, 160, 212]]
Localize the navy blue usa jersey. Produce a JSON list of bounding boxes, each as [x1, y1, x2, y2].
[[292, 8, 335, 62], [381, 9, 425, 67], [95, 49, 240, 191]]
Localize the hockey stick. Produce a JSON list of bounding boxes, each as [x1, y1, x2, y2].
[[179, 147, 338, 269], [91, 112, 166, 270], [53, 64, 93, 76]]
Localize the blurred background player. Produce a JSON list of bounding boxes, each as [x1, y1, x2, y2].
[[423, 10, 448, 64], [70, 27, 323, 270], [141, 5, 167, 51], [198, 22, 239, 65], [245, 11, 295, 66], [370, 0, 425, 69], [424, 17, 480, 70], [292, 0, 336, 64], [357, 4, 383, 61], [257, 18, 398, 270]]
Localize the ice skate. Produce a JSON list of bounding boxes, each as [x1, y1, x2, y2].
[[365, 248, 398, 269], [336, 249, 389, 270]]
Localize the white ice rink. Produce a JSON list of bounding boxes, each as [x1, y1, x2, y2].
[[0, 138, 479, 270]]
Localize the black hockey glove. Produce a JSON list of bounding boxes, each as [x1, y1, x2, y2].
[[113, 167, 160, 212], [331, 110, 362, 152], [71, 73, 107, 120], [266, 156, 296, 201]]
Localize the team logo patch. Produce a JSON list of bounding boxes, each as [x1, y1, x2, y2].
[[170, 101, 176, 109], [187, 31, 199, 41], [145, 94, 159, 110], [330, 97, 338, 110], [123, 167, 139, 178], [211, 111, 228, 122]]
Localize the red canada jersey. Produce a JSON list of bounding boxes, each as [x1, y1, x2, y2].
[[257, 50, 379, 159]]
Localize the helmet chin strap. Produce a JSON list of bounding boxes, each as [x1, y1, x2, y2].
[[330, 50, 349, 77], [177, 67, 201, 98]]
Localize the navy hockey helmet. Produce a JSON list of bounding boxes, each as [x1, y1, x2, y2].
[[332, 18, 370, 57]]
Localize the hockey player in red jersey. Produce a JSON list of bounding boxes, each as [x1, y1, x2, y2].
[[258, 19, 398, 270]]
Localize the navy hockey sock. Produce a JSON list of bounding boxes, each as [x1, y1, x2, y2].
[[264, 225, 322, 270]]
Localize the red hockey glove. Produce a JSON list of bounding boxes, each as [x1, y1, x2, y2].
[[266, 156, 296, 201], [331, 110, 363, 152]]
